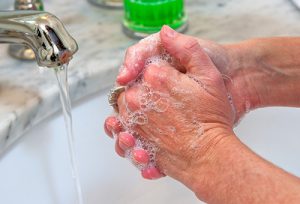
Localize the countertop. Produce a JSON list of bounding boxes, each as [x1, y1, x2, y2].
[[0, 0, 299, 154]]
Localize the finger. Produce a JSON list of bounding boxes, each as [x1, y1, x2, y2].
[[132, 149, 149, 164], [125, 85, 141, 112], [115, 137, 125, 157], [117, 85, 141, 115], [142, 64, 181, 92], [117, 92, 132, 128], [160, 25, 217, 76], [104, 120, 113, 137], [141, 166, 165, 180], [118, 132, 135, 150], [104, 116, 123, 138], [117, 34, 162, 85]]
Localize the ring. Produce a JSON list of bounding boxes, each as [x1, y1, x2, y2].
[[108, 86, 126, 112]]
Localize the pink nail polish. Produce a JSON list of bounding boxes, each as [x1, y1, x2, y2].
[[119, 132, 135, 150], [105, 117, 123, 135], [141, 167, 164, 180], [133, 149, 149, 164], [104, 123, 113, 138]]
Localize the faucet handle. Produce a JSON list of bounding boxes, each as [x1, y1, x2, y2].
[[8, 0, 44, 61]]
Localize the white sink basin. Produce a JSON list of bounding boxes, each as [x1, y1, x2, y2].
[[0, 91, 299, 204]]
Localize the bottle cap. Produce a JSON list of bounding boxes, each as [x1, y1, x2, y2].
[[123, 0, 187, 36]]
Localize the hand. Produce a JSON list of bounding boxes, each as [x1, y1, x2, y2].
[[104, 26, 257, 179], [116, 26, 258, 121], [104, 28, 300, 203], [105, 26, 236, 182]]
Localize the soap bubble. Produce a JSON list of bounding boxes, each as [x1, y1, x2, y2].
[[124, 136, 159, 170], [115, 35, 186, 172]]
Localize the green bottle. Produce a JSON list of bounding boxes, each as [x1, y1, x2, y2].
[[123, 0, 188, 38]]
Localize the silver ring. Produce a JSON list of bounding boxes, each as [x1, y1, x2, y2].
[[108, 86, 126, 112]]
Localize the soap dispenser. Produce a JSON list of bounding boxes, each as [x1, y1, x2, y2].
[[122, 0, 188, 39]]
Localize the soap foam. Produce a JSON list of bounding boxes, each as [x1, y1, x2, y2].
[[116, 33, 242, 173], [124, 136, 159, 170], [145, 50, 174, 68], [116, 34, 185, 172]]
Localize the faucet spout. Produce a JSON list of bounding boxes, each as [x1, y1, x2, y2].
[[0, 10, 78, 68]]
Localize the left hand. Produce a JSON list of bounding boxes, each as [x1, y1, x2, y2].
[[105, 26, 237, 180]]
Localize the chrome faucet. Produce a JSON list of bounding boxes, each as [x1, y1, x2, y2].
[[0, 10, 78, 68]]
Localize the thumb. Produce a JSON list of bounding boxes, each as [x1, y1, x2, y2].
[[160, 25, 217, 76]]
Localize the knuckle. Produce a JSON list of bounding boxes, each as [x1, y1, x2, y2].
[[157, 66, 171, 80], [143, 65, 158, 84], [143, 65, 168, 85], [181, 38, 201, 65], [184, 37, 199, 51]]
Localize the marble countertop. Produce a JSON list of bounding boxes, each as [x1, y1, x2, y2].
[[0, 0, 299, 154]]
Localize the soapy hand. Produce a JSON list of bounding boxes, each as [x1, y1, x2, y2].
[[116, 26, 256, 123], [105, 26, 237, 180], [103, 27, 300, 203]]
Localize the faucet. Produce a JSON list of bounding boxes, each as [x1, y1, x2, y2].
[[0, 10, 78, 68]]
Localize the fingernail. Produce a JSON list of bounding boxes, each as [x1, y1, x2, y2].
[[104, 123, 113, 138], [104, 117, 123, 138], [112, 122, 123, 134], [163, 25, 176, 39], [119, 132, 135, 150], [104, 117, 114, 138], [141, 167, 164, 180], [133, 149, 149, 164], [115, 139, 125, 157]]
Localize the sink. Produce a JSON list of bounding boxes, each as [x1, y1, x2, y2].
[[235, 107, 300, 176], [0, 90, 201, 204], [0, 90, 299, 204]]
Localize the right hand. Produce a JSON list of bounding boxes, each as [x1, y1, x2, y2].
[[105, 26, 258, 179], [106, 26, 238, 182], [116, 26, 257, 121]]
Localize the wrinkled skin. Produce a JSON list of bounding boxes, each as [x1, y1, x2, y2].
[[117, 62, 235, 181], [105, 26, 239, 180], [116, 27, 253, 121], [103, 26, 300, 203]]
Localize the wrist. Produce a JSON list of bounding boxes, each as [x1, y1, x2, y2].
[[222, 42, 262, 120], [172, 127, 238, 196], [195, 38, 260, 121], [181, 131, 242, 201], [224, 38, 300, 110], [181, 130, 300, 203]]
